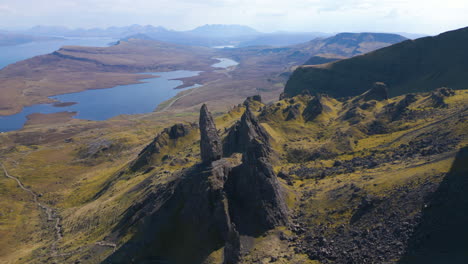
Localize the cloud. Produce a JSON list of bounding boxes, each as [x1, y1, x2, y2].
[[0, 0, 467, 34], [0, 4, 14, 14]]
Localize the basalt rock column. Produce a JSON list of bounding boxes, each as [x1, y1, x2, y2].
[[199, 104, 222, 163]]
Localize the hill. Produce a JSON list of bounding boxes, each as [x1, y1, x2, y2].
[[0, 32, 63, 46], [0, 85, 466, 263], [298, 32, 407, 58], [284, 26, 468, 98], [186, 24, 259, 37]]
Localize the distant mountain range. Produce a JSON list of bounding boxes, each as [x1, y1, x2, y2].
[[285, 26, 468, 98], [5, 24, 330, 48], [298, 32, 407, 65], [0, 32, 63, 46]]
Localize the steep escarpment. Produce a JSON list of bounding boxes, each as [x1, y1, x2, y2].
[[285, 26, 468, 98], [104, 105, 288, 264], [399, 147, 468, 264]]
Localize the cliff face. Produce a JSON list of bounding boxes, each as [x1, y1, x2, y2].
[[223, 106, 271, 157], [105, 105, 288, 264], [200, 104, 223, 164], [284, 26, 468, 98]]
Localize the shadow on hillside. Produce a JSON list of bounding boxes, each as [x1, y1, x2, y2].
[[399, 147, 468, 263]]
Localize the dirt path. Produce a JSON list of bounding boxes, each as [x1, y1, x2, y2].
[[0, 161, 63, 259], [159, 87, 198, 112]]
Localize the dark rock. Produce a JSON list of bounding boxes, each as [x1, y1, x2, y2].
[[400, 147, 468, 263], [243, 95, 262, 108], [302, 96, 323, 121], [359, 101, 377, 110], [384, 93, 418, 121], [434, 87, 455, 97], [130, 123, 195, 171], [167, 123, 194, 139], [362, 82, 389, 101], [223, 107, 271, 157], [106, 159, 235, 264], [226, 139, 288, 236], [427, 88, 454, 108], [199, 104, 222, 163], [284, 104, 301, 121], [224, 224, 241, 264]]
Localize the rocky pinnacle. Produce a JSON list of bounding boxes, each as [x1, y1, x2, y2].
[[199, 104, 222, 163]]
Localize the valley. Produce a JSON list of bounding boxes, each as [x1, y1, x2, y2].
[[0, 24, 467, 264]]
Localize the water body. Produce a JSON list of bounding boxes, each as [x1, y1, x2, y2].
[[0, 56, 238, 132], [212, 58, 239, 68], [0, 37, 116, 69], [0, 71, 201, 132]]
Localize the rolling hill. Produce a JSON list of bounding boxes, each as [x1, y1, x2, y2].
[[284, 26, 468, 98]]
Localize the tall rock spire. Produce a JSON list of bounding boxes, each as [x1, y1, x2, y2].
[[199, 104, 222, 164]]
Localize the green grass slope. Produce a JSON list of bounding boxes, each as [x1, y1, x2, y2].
[[285, 26, 468, 98]]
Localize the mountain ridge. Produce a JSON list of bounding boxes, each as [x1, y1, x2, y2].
[[284, 26, 468, 98]]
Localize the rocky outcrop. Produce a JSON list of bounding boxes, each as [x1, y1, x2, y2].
[[130, 123, 196, 171], [302, 95, 324, 121], [168, 123, 194, 139], [361, 82, 389, 101], [200, 104, 222, 163], [384, 93, 418, 121], [226, 139, 288, 235], [106, 103, 288, 264], [400, 147, 468, 263], [284, 104, 301, 121], [106, 159, 236, 264], [223, 107, 271, 157], [427, 87, 455, 108], [243, 95, 262, 107]]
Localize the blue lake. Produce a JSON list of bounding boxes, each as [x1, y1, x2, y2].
[[0, 37, 116, 69], [212, 58, 239, 68], [0, 52, 237, 132], [0, 71, 201, 132]]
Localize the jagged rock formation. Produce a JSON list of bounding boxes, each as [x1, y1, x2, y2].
[[130, 123, 196, 171], [226, 139, 288, 235], [284, 104, 301, 121], [223, 107, 271, 157], [284, 26, 468, 98], [427, 87, 455, 108], [105, 104, 288, 264], [302, 95, 324, 121], [200, 104, 222, 163], [168, 123, 193, 139], [243, 95, 262, 106], [399, 147, 468, 263], [384, 93, 418, 121], [361, 82, 389, 101]]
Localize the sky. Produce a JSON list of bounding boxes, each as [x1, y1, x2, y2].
[[0, 0, 467, 34]]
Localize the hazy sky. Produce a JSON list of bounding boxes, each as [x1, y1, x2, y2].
[[1, 0, 467, 34]]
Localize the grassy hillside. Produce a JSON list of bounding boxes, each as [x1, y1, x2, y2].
[[285, 26, 468, 98], [1, 86, 466, 263]]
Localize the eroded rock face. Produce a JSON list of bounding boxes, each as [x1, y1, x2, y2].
[[168, 123, 194, 139], [106, 159, 236, 264], [223, 107, 271, 157], [428, 87, 455, 108], [200, 104, 222, 163], [107, 103, 288, 264], [130, 123, 195, 171], [302, 96, 323, 121], [223, 107, 288, 235], [243, 95, 262, 107], [226, 139, 288, 236], [284, 104, 301, 121], [361, 82, 389, 101]]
